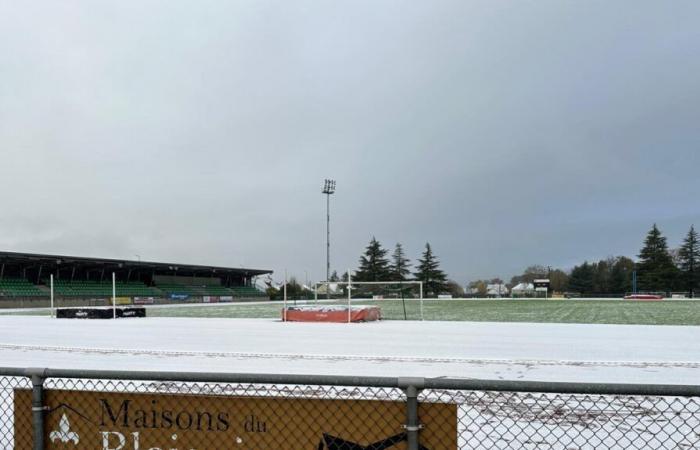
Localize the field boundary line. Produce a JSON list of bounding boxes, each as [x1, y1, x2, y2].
[[1, 343, 699, 369]]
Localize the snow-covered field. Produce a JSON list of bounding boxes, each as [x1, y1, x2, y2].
[[2, 316, 700, 449], [1, 315, 699, 383]]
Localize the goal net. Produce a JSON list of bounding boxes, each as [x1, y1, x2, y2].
[[312, 280, 424, 321]]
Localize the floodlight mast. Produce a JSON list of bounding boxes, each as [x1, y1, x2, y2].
[[322, 179, 336, 299]]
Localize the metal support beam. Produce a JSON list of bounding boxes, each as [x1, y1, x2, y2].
[[326, 192, 330, 299], [399, 378, 425, 450], [322, 179, 336, 300], [27, 369, 46, 450]]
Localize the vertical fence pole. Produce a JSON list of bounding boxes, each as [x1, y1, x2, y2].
[[347, 271, 352, 324], [50, 274, 54, 318], [283, 269, 287, 322], [419, 282, 424, 321], [399, 378, 424, 450], [112, 272, 116, 319], [28, 370, 46, 450]]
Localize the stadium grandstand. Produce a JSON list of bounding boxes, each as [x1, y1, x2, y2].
[[0, 251, 271, 308]]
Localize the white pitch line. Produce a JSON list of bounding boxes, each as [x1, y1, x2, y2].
[[1, 343, 699, 369]]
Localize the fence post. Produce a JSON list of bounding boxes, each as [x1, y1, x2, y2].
[[26, 368, 47, 450], [399, 377, 425, 450]]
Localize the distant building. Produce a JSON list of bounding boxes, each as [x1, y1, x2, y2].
[[315, 283, 341, 295], [510, 282, 535, 297], [486, 284, 509, 297]]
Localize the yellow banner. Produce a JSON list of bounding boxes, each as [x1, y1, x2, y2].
[[114, 297, 131, 305], [15, 389, 456, 449]]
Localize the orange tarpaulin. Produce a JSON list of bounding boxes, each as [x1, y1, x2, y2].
[[283, 306, 381, 322]]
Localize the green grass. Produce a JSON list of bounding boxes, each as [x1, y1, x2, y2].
[[4, 300, 700, 325], [150, 300, 700, 325]]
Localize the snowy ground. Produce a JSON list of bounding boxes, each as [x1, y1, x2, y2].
[[3, 316, 700, 449], [1, 316, 700, 384]]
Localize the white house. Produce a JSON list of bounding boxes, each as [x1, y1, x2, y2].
[[486, 284, 509, 297], [510, 282, 535, 297]]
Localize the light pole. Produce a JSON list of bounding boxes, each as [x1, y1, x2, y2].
[[322, 179, 336, 299]]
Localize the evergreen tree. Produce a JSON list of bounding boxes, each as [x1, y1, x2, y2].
[[637, 224, 679, 293], [678, 225, 700, 297], [610, 256, 635, 294], [355, 237, 392, 282], [413, 243, 448, 297], [568, 262, 595, 295], [592, 259, 613, 294], [390, 243, 411, 280], [272, 277, 304, 300], [329, 270, 340, 282]]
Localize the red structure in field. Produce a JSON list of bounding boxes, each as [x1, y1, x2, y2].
[[282, 305, 381, 323], [624, 294, 664, 300]]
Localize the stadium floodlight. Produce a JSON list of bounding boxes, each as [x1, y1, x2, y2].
[[322, 179, 336, 195], [322, 179, 336, 298]]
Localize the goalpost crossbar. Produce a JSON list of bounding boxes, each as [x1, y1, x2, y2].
[[311, 280, 424, 321]]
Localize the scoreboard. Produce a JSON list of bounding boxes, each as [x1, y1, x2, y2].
[[533, 279, 550, 291]]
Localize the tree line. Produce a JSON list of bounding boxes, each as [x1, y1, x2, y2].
[[483, 224, 699, 297], [267, 238, 459, 299], [274, 223, 699, 300], [330, 238, 461, 297]]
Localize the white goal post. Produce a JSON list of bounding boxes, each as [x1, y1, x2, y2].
[[312, 277, 424, 321]]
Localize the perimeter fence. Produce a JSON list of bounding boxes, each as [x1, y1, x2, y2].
[[1, 368, 700, 449]]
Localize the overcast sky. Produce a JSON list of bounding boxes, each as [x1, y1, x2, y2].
[[1, 1, 699, 284]]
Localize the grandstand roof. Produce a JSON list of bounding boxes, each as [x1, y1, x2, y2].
[[0, 251, 272, 278]]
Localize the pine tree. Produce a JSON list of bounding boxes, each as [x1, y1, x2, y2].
[[637, 224, 679, 293], [413, 243, 448, 297], [610, 256, 635, 294], [568, 262, 595, 295], [355, 237, 392, 282], [390, 243, 411, 281], [329, 270, 340, 282], [678, 225, 700, 298]]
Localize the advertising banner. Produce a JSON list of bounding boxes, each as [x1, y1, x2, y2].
[[14, 389, 456, 450], [55, 308, 146, 319], [133, 297, 155, 305]]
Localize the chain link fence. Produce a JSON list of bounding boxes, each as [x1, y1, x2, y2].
[[423, 389, 700, 449], [0, 373, 32, 449], [2, 368, 700, 449]]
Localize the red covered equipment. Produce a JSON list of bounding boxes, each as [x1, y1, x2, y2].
[[282, 305, 381, 322]]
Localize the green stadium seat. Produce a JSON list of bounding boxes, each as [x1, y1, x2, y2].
[[0, 278, 49, 298]]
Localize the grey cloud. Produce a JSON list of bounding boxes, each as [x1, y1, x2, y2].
[[1, 0, 698, 283]]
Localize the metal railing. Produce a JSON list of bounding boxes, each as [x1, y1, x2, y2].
[[2, 367, 700, 449]]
